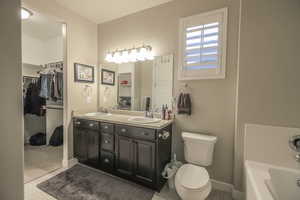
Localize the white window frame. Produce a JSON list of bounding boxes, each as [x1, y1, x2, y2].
[[178, 8, 228, 80]]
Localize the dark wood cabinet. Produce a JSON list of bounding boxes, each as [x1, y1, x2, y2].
[[73, 118, 172, 191], [133, 139, 155, 184], [115, 135, 134, 176], [86, 129, 100, 168], [73, 119, 100, 168], [100, 150, 114, 170], [115, 135, 156, 184], [73, 127, 88, 163]]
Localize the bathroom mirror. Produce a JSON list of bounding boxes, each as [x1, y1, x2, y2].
[[99, 54, 173, 112]]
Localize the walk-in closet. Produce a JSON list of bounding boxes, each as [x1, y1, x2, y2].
[[22, 12, 64, 183]]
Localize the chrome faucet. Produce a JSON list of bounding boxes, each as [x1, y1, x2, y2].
[[145, 107, 160, 118], [289, 135, 300, 162], [145, 110, 154, 118]]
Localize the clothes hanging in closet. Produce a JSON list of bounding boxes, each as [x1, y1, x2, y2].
[[39, 72, 63, 101], [24, 81, 46, 116]]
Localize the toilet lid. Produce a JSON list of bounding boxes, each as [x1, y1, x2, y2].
[[177, 164, 210, 190]]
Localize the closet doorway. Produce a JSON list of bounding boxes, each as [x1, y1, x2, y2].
[[22, 11, 66, 183]]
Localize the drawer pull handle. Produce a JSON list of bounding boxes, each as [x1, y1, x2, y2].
[[104, 158, 110, 163], [89, 123, 94, 127], [75, 121, 81, 125], [104, 126, 108, 129], [104, 140, 109, 144], [159, 131, 170, 140], [121, 128, 126, 132], [141, 132, 149, 136]]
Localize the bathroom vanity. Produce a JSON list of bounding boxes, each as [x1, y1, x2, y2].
[[73, 113, 172, 191]]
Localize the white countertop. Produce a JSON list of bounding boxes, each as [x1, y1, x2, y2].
[[73, 112, 173, 129]]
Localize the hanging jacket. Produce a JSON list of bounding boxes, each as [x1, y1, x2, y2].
[[55, 72, 63, 99], [24, 82, 46, 116], [39, 74, 51, 99]]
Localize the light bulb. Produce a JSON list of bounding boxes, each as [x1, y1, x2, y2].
[[21, 8, 32, 20], [137, 47, 147, 61], [121, 50, 129, 63], [105, 53, 113, 62], [146, 50, 154, 60], [129, 49, 137, 62], [114, 52, 122, 64]]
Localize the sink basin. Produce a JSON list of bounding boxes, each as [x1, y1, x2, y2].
[[83, 112, 112, 117], [266, 167, 300, 200], [128, 117, 161, 124]]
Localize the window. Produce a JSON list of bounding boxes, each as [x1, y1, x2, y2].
[[178, 8, 228, 80]]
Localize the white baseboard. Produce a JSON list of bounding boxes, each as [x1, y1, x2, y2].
[[211, 179, 245, 200], [62, 158, 78, 168]]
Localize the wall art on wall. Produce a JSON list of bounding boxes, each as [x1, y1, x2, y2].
[[74, 63, 94, 83], [101, 69, 115, 86]]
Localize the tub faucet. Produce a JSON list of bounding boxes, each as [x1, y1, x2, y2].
[[289, 135, 300, 162]]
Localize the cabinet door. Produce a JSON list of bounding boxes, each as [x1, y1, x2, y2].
[[73, 127, 88, 163], [87, 129, 100, 168], [133, 139, 156, 183], [115, 135, 134, 176]]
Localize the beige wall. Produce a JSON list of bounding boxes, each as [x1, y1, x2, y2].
[[138, 61, 153, 105], [0, 0, 24, 199], [235, 0, 300, 189], [99, 64, 119, 109], [23, 0, 98, 159], [98, 0, 240, 184], [244, 124, 300, 169]]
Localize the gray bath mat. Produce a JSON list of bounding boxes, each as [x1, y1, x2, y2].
[[37, 165, 154, 200]]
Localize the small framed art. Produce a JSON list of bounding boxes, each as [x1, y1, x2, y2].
[[74, 63, 94, 83], [101, 69, 115, 86]]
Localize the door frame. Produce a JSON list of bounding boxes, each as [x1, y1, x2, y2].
[[62, 23, 69, 168], [21, 10, 70, 177]]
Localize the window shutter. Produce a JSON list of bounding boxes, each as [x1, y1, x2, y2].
[[179, 8, 228, 80]]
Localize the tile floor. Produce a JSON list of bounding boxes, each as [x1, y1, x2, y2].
[[25, 166, 233, 200], [24, 145, 63, 183]]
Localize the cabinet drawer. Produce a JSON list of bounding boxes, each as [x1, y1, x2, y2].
[[74, 119, 99, 130], [101, 133, 114, 151], [100, 123, 114, 134], [100, 151, 114, 169], [116, 125, 156, 141]]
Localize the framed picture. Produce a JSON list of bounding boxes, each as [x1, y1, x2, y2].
[[74, 63, 94, 83], [101, 69, 115, 86]]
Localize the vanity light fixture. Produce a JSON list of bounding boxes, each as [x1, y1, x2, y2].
[[21, 7, 33, 20], [105, 45, 154, 64]]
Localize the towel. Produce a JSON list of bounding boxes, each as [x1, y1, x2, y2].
[[177, 93, 192, 115]]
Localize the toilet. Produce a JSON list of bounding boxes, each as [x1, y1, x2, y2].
[[175, 132, 217, 200]]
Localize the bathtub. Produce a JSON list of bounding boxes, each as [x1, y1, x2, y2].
[[245, 160, 300, 200]]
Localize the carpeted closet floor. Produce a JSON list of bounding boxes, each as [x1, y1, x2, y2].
[[24, 145, 63, 183]]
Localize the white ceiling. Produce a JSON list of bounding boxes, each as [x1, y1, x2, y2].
[[22, 12, 62, 40], [53, 0, 173, 24]]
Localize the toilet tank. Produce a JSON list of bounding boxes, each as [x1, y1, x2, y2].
[[182, 132, 217, 166]]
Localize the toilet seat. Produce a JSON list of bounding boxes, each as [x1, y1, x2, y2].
[[176, 164, 210, 191]]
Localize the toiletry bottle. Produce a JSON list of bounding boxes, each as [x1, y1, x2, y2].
[[167, 110, 171, 120], [165, 104, 168, 120], [161, 105, 165, 120]]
